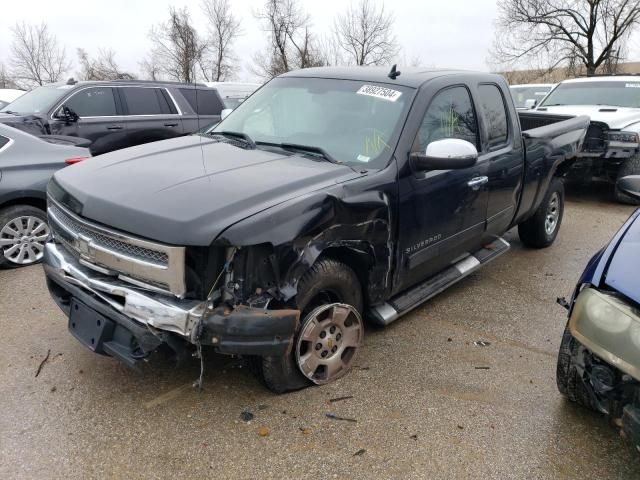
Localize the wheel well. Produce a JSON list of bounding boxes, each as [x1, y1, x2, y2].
[[317, 246, 373, 306], [0, 197, 47, 213]]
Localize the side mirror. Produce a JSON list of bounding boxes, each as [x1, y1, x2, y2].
[[410, 138, 478, 171], [220, 108, 233, 120], [524, 98, 537, 109], [617, 175, 640, 200], [54, 106, 79, 124]]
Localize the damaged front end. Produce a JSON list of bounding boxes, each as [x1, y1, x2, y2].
[[43, 209, 300, 367]]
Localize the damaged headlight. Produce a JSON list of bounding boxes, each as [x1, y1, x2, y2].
[[607, 131, 640, 144]]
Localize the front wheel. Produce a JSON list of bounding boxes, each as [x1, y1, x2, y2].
[[614, 155, 640, 205], [250, 258, 364, 393], [518, 178, 564, 248], [0, 205, 50, 268]]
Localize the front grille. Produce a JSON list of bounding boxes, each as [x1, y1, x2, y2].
[[47, 199, 186, 297], [584, 122, 608, 153], [49, 203, 168, 266]]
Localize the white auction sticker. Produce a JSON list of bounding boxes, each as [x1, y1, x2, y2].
[[626, 83, 640, 88], [357, 85, 402, 102]]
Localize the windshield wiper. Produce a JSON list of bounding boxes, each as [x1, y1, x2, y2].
[[210, 130, 256, 148], [260, 142, 341, 164], [0, 110, 20, 115]]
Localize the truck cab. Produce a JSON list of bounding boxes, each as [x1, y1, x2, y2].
[[42, 67, 588, 392]]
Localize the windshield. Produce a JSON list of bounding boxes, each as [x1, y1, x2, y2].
[[208, 77, 414, 168], [0, 85, 67, 114], [540, 81, 640, 108], [510, 86, 552, 108]]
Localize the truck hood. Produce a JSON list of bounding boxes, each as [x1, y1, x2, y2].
[[51, 135, 364, 246], [537, 105, 640, 130], [604, 210, 640, 306]]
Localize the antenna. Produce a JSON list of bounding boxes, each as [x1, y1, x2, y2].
[[388, 64, 401, 80]]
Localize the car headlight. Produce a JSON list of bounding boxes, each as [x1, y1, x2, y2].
[[607, 131, 640, 144]]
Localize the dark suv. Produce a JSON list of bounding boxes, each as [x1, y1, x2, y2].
[[0, 79, 224, 155]]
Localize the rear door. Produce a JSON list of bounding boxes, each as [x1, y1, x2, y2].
[[59, 86, 125, 155], [177, 87, 224, 132], [475, 83, 523, 235], [118, 86, 183, 147]]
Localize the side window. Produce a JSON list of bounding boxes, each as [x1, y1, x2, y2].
[[179, 88, 224, 115], [122, 87, 165, 115], [0, 135, 8, 149], [65, 87, 117, 117], [478, 84, 509, 147], [415, 86, 478, 152]]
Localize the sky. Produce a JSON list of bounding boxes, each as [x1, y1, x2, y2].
[[0, 0, 501, 82]]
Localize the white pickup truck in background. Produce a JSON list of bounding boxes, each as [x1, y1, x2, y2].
[[535, 76, 640, 204]]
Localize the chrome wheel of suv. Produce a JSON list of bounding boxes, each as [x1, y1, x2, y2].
[[295, 303, 363, 385], [0, 215, 50, 265]]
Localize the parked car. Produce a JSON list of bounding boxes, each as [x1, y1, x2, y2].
[[510, 83, 554, 110], [205, 82, 261, 109], [0, 124, 90, 268], [0, 79, 224, 155], [535, 75, 640, 204], [556, 175, 640, 451], [0, 88, 26, 110], [42, 67, 588, 392]]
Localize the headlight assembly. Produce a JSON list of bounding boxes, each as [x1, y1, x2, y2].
[[607, 131, 640, 144]]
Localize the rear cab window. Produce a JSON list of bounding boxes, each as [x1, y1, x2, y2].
[[478, 84, 510, 149], [0, 135, 9, 151]]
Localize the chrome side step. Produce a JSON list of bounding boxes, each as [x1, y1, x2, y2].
[[368, 237, 510, 326]]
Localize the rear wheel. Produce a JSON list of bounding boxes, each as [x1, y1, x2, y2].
[[250, 258, 363, 393], [518, 178, 564, 248], [0, 205, 50, 269], [614, 155, 640, 205]]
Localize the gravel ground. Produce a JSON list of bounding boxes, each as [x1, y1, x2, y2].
[[1, 183, 639, 479]]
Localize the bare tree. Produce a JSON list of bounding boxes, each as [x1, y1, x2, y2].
[[9, 22, 72, 87], [334, 0, 399, 66], [0, 63, 19, 89], [490, 0, 640, 76], [77, 48, 135, 81], [253, 0, 325, 79], [201, 0, 242, 81], [147, 7, 205, 83]]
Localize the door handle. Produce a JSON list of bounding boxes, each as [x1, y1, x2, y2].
[[467, 176, 488, 190], [164, 123, 178, 127], [106, 125, 123, 130]]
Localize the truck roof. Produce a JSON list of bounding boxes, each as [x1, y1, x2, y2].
[[280, 66, 505, 89]]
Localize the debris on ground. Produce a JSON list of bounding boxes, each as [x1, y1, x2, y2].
[[474, 341, 491, 347], [257, 426, 269, 437], [50, 386, 57, 392], [475, 366, 490, 370], [34, 349, 51, 378], [240, 410, 254, 422], [457, 425, 464, 430], [299, 427, 312, 435], [447, 337, 453, 342], [410, 434, 418, 441], [326, 413, 357, 423], [329, 395, 354, 403], [353, 449, 366, 456]]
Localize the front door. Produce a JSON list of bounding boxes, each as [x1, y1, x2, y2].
[[397, 85, 489, 292]]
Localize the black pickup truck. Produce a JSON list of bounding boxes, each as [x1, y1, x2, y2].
[[42, 67, 589, 392]]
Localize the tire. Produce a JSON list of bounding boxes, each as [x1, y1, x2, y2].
[[614, 155, 640, 205], [518, 177, 564, 248], [556, 322, 597, 411], [0, 205, 50, 269], [250, 258, 363, 393]]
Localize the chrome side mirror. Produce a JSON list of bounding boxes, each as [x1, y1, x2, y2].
[[220, 108, 233, 120], [524, 98, 537, 109], [617, 175, 640, 200], [410, 138, 478, 171]]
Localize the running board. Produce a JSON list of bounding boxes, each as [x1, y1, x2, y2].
[[368, 237, 510, 326]]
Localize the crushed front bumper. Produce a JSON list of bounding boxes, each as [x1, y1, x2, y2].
[[43, 242, 300, 366]]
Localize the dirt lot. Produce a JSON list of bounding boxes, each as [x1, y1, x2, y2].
[[1, 184, 640, 479]]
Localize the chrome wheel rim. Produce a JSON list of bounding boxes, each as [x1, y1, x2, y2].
[[296, 303, 363, 385], [545, 192, 560, 235], [0, 216, 50, 265]]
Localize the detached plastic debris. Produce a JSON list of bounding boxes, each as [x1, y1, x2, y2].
[[240, 410, 254, 422], [473, 341, 491, 347]]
